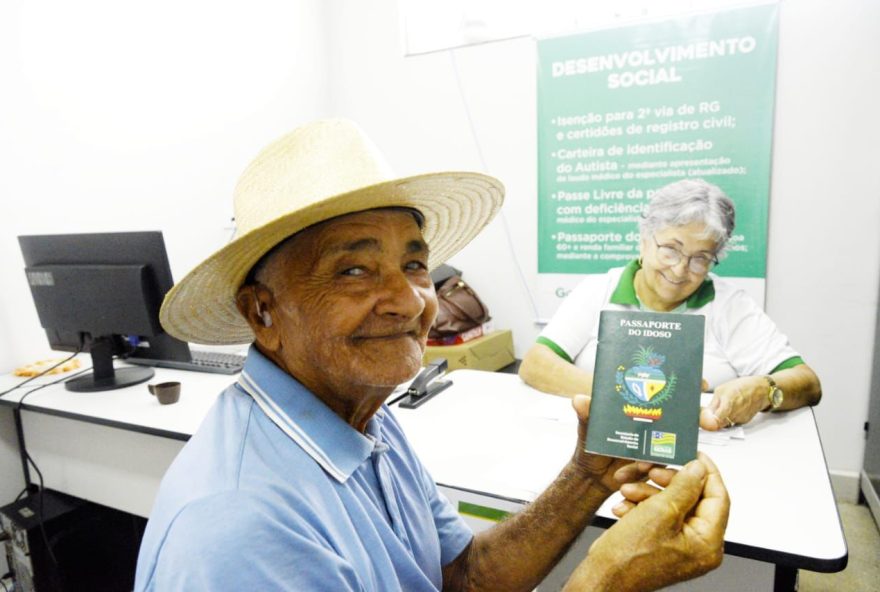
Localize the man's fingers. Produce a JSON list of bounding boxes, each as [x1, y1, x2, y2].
[[646, 466, 679, 488], [619, 481, 663, 503], [613, 461, 654, 484], [611, 499, 635, 517]]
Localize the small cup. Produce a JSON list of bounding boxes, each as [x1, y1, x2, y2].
[[148, 381, 181, 405]]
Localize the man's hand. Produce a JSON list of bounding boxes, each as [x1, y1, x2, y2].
[[570, 395, 653, 494], [564, 452, 730, 592], [700, 375, 768, 430], [441, 394, 654, 592]]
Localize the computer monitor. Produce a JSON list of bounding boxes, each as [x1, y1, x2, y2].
[[18, 231, 193, 392]]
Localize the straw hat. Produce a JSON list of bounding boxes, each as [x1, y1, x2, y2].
[[160, 118, 505, 345]]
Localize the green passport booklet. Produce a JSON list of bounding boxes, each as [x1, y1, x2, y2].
[[585, 310, 705, 465]]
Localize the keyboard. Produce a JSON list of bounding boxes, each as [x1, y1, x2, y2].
[[126, 350, 246, 375], [187, 350, 246, 374]]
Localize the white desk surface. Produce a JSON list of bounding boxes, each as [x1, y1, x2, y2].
[[391, 369, 847, 572], [0, 362, 231, 439], [0, 363, 233, 517], [0, 364, 848, 572]]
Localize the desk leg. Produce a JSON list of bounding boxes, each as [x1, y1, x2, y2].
[[774, 565, 798, 591]]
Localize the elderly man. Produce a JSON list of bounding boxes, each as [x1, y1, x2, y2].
[[134, 119, 729, 591]]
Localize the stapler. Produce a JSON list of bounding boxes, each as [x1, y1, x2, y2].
[[397, 358, 452, 409]]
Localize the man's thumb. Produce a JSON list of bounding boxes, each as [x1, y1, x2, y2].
[[655, 459, 707, 516], [571, 394, 591, 421]]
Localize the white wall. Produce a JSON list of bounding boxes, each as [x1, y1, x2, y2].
[[0, 0, 328, 537], [0, 0, 877, 493], [764, 0, 880, 487], [324, 0, 880, 480], [0, 0, 330, 366]]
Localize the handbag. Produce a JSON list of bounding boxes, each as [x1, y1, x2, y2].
[[429, 275, 491, 338]]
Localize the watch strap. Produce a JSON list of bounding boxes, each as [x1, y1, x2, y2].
[[763, 375, 782, 411]]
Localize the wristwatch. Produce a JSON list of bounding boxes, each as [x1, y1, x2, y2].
[[763, 375, 784, 411]]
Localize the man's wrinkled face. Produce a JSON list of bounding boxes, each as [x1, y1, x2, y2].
[[256, 209, 437, 398]]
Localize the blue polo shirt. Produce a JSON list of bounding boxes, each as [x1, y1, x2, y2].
[[134, 347, 472, 591]]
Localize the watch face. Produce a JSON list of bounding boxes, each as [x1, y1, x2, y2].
[[770, 387, 784, 408]]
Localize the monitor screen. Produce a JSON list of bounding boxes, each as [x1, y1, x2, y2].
[[18, 231, 192, 392]]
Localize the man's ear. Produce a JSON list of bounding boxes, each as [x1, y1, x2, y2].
[[235, 284, 280, 351]]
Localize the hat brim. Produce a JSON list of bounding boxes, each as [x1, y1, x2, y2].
[[159, 171, 504, 345]]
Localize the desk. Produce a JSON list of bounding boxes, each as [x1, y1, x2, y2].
[[1, 365, 847, 591], [0, 364, 229, 517], [392, 369, 847, 591]]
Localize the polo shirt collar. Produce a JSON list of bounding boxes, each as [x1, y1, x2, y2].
[[236, 346, 383, 484], [610, 259, 716, 309]]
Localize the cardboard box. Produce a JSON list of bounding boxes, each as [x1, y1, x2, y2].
[[423, 330, 515, 372]]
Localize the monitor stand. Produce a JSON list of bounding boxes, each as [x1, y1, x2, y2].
[[65, 337, 154, 393]]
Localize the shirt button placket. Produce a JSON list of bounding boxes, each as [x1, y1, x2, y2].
[[372, 443, 411, 549]]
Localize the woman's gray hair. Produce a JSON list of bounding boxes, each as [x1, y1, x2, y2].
[[638, 179, 736, 257]]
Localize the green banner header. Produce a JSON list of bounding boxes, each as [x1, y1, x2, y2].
[[537, 4, 779, 277]]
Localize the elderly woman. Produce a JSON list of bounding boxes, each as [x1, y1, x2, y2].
[[520, 178, 821, 431]]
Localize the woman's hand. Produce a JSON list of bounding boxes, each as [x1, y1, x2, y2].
[[699, 375, 768, 430]]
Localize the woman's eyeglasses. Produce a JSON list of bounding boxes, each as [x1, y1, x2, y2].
[[652, 235, 718, 274]]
